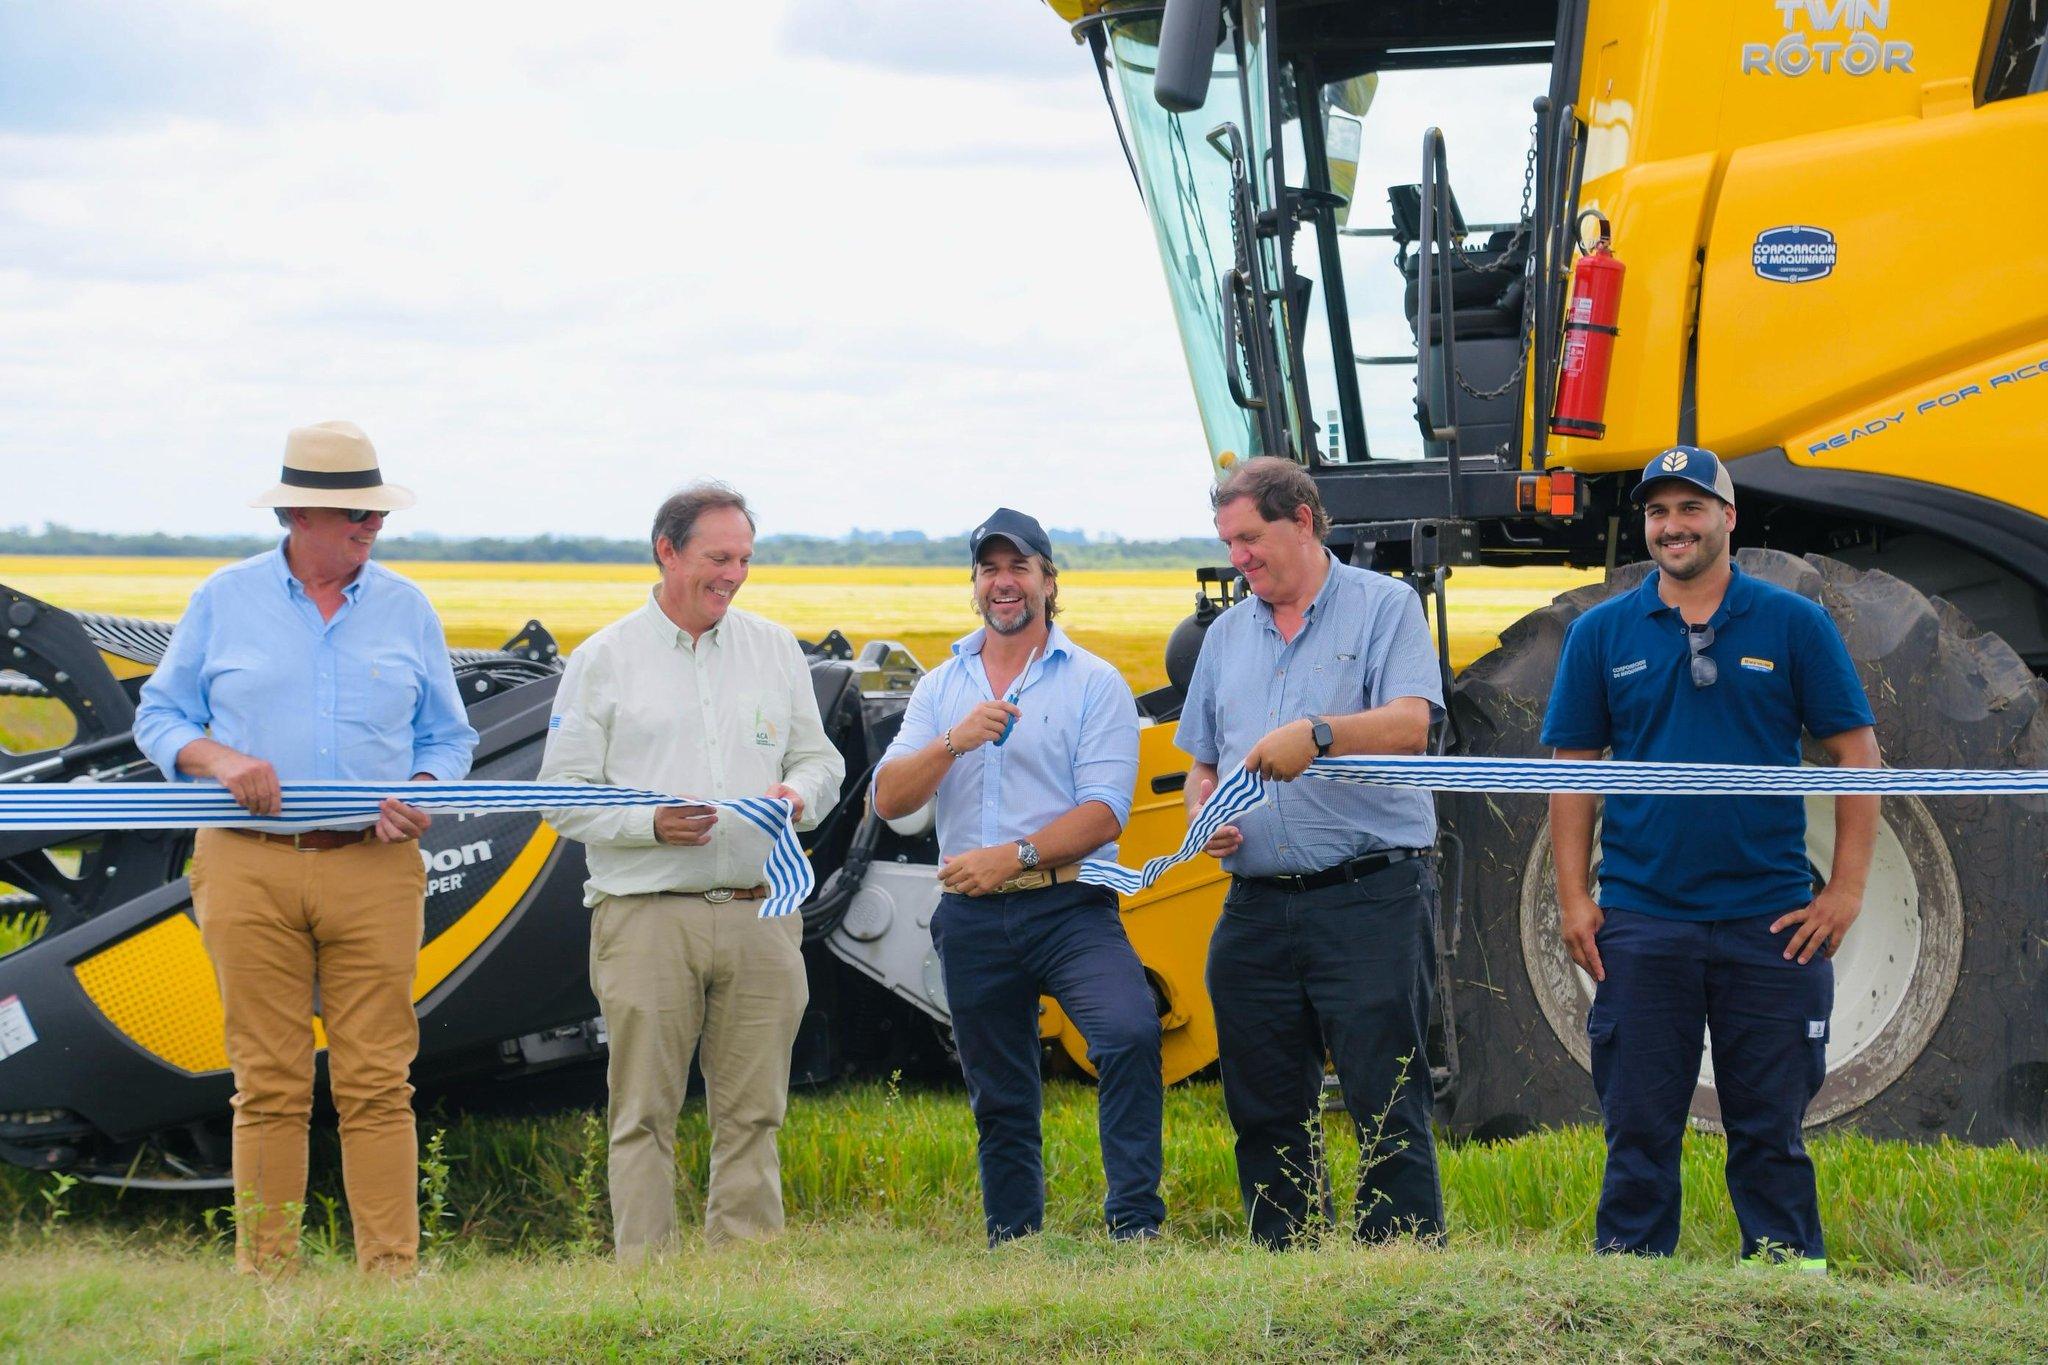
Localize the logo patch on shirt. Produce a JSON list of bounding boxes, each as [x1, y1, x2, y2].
[[753, 704, 778, 747], [1807, 1020, 1827, 1040], [1611, 659, 1648, 678], [548, 715, 562, 730], [1741, 657, 1776, 673]]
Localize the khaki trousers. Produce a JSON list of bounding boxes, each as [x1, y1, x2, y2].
[[591, 892, 808, 1261], [189, 828, 427, 1275]]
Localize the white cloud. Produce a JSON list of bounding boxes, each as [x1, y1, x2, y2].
[[1, 1, 1535, 544]]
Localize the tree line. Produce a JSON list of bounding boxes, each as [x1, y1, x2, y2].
[[0, 524, 1223, 569]]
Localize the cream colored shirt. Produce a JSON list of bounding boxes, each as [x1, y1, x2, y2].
[[538, 593, 845, 906]]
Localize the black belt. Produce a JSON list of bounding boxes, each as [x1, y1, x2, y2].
[[1239, 847, 1433, 895]]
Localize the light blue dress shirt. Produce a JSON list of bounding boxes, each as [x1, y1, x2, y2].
[[134, 544, 478, 785], [1176, 552, 1443, 877], [876, 622, 1138, 863]]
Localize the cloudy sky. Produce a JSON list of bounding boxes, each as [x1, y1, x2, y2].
[[1, 1, 1537, 542]]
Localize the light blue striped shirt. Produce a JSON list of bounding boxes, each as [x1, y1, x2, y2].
[[134, 544, 478, 785], [1176, 553, 1443, 876], [876, 622, 1138, 863]]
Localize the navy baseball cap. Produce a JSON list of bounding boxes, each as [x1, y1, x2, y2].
[[1630, 445, 1736, 507], [969, 508, 1055, 565]]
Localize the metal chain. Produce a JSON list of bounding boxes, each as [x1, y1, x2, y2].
[[1446, 117, 1539, 276], [1449, 118, 1541, 402], [1455, 349, 1527, 400]]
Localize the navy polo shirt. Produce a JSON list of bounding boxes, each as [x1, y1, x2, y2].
[[1540, 563, 1874, 920]]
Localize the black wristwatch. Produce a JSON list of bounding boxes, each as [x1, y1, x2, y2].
[[1016, 839, 1041, 871], [1307, 715, 1334, 757]]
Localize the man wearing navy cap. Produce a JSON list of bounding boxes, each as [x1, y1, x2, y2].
[[873, 508, 1163, 1244], [1542, 445, 1881, 1270]]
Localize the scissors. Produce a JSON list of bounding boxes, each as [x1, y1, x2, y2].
[[994, 646, 1038, 747]]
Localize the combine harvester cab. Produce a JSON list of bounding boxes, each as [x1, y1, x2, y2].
[[0, 583, 1226, 1186], [1046, 0, 2048, 1143]]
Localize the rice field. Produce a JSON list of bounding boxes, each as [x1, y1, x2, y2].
[[0, 554, 1596, 696]]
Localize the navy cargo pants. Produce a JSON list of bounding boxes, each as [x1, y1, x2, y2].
[[1207, 859, 1445, 1248], [930, 881, 1166, 1244], [1589, 908, 1833, 1263]]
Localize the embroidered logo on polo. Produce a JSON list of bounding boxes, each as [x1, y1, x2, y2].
[[1612, 660, 1648, 678], [1741, 657, 1777, 672], [1660, 450, 1689, 472]]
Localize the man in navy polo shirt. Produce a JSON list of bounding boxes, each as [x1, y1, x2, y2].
[[1542, 445, 1881, 1269]]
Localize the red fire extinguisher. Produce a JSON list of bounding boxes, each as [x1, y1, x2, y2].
[[1549, 210, 1624, 439]]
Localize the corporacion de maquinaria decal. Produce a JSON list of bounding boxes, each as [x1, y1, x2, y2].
[[1742, 0, 1914, 78], [1806, 354, 2048, 457], [1753, 226, 1837, 283]]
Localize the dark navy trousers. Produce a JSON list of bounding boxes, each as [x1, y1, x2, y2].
[[1589, 908, 1833, 1262], [1207, 859, 1444, 1247], [930, 881, 1165, 1244]]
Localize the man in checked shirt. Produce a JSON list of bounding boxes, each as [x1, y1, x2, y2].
[[539, 482, 843, 1263], [1178, 456, 1446, 1249]]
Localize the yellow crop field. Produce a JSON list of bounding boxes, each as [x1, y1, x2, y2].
[[0, 555, 1597, 696]]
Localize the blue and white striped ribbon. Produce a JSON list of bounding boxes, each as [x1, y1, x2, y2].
[[0, 781, 815, 919], [1075, 754, 2048, 897], [1077, 762, 1266, 896], [5, 755, 2041, 911], [1301, 754, 2048, 797]]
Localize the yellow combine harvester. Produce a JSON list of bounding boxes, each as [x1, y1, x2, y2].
[[1041, 0, 2047, 1143], [2, 2, 2042, 1186]]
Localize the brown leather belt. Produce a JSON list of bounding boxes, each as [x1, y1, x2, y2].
[[231, 827, 375, 852], [697, 886, 770, 903], [993, 864, 1082, 896]]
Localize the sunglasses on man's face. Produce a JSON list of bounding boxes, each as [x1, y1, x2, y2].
[[1686, 623, 1718, 689], [344, 509, 383, 524]]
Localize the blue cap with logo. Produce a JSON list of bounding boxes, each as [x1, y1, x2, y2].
[[969, 507, 1055, 566], [1630, 444, 1736, 507]]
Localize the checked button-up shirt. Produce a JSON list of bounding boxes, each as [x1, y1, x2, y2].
[[1177, 553, 1443, 878]]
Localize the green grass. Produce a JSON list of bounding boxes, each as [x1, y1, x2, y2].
[[5, 1084, 2042, 1298], [6, 1225, 2047, 1363], [3, 1082, 2043, 1358]]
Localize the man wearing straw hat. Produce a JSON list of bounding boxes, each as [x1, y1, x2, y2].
[[134, 421, 478, 1276]]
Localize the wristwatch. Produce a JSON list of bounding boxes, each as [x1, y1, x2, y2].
[[1016, 839, 1041, 871], [1307, 715, 1334, 757]]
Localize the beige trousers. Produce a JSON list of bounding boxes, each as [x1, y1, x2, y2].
[[189, 828, 427, 1275], [590, 892, 808, 1261]]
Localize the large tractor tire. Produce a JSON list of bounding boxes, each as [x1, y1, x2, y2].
[[1439, 548, 2048, 1146]]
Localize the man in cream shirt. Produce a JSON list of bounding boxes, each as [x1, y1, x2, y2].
[[539, 482, 843, 1262]]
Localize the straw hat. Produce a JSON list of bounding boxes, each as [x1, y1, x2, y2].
[[247, 421, 416, 512]]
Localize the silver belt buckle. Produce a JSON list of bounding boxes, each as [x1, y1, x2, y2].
[[703, 887, 735, 904]]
